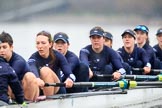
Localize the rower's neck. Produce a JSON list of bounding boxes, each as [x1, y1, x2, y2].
[[137, 41, 146, 48], [159, 44, 162, 50], [124, 46, 134, 54]]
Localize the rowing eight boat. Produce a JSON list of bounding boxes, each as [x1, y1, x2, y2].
[[1, 85, 162, 108]]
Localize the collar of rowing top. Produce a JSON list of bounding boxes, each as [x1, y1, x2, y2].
[[0, 57, 7, 62]]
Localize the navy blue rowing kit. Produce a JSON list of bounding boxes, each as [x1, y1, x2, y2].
[[0, 57, 24, 104], [65, 51, 80, 73], [8, 52, 30, 81], [153, 44, 162, 69], [141, 43, 159, 69], [153, 44, 162, 61], [64, 50, 89, 93], [118, 46, 150, 74], [79, 45, 125, 81], [28, 50, 74, 83]]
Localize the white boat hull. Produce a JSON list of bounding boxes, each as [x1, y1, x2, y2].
[[1, 87, 162, 108]]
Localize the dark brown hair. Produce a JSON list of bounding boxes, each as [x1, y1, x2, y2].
[[0, 31, 13, 46], [37, 31, 56, 68]]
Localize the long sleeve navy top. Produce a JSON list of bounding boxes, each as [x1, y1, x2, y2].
[[153, 44, 162, 61], [117, 46, 149, 67], [79, 45, 125, 74], [28, 50, 74, 80], [8, 52, 30, 81], [65, 50, 80, 72], [0, 57, 24, 104]]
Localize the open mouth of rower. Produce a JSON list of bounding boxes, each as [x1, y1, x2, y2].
[[57, 48, 62, 51]]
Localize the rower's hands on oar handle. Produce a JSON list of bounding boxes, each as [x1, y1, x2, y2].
[[64, 78, 74, 88], [36, 78, 45, 88], [143, 66, 151, 74], [112, 71, 121, 80]]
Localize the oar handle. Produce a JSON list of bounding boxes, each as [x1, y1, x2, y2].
[[44, 83, 65, 87], [96, 74, 113, 78], [132, 68, 144, 71], [132, 68, 162, 74]]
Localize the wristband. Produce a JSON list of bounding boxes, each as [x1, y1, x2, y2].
[[118, 68, 126, 75], [69, 74, 76, 82]]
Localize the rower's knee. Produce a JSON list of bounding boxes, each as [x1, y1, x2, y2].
[[40, 67, 52, 77], [23, 72, 37, 83]]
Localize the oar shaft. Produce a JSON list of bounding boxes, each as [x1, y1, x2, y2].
[[45, 83, 65, 87], [132, 68, 162, 74], [96, 74, 160, 81], [137, 82, 162, 86], [45, 82, 120, 88], [124, 75, 159, 81], [73, 82, 120, 87], [45, 81, 162, 89]]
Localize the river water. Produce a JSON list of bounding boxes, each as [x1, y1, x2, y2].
[[0, 22, 159, 60], [0, 22, 161, 108]]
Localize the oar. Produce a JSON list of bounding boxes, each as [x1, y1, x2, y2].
[[136, 82, 162, 86], [96, 74, 162, 81], [132, 68, 162, 74], [45, 81, 162, 89]]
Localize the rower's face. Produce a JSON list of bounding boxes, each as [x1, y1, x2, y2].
[[0, 42, 13, 61], [122, 34, 135, 48], [36, 35, 52, 58], [157, 34, 162, 46], [90, 35, 104, 49], [53, 40, 69, 55], [135, 30, 148, 44]]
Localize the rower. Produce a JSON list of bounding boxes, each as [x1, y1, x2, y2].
[[153, 28, 162, 70], [79, 26, 126, 82], [117, 29, 151, 75], [104, 31, 130, 75], [28, 31, 76, 96], [53, 32, 89, 93], [103, 31, 113, 48], [134, 25, 160, 73], [0, 56, 24, 104], [0, 32, 40, 101]]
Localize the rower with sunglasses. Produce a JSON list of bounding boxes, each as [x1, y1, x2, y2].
[[117, 29, 151, 75], [134, 25, 160, 74]]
